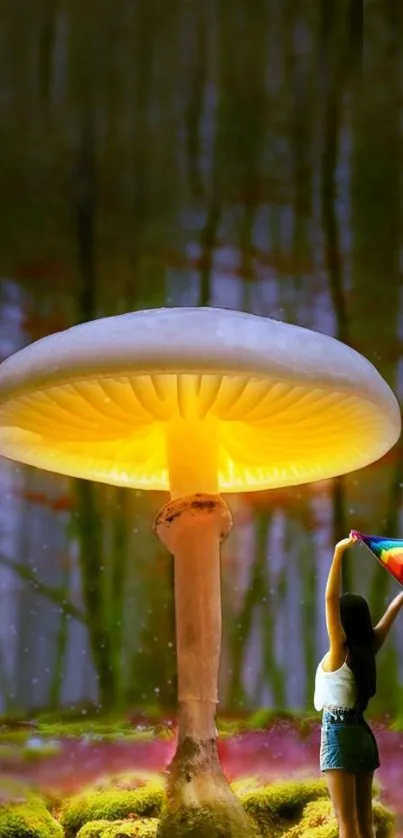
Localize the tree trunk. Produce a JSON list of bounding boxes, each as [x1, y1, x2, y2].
[[74, 482, 116, 709], [107, 486, 128, 707], [239, 207, 256, 313], [227, 513, 270, 709], [49, 561, 70, 708], [300, 533, 318, 708], [260, 513, 286, 707], [318, 0, 356, 591], [185, 1, 207, 199], [199, 197, 221, 307], [71, 96, 117, 709]]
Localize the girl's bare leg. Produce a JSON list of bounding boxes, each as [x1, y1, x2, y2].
[[326, 770, 360, 838], [355, 772, 375, 838]]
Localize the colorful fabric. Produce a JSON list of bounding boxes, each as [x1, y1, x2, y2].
[[350, 531, 403, 587]]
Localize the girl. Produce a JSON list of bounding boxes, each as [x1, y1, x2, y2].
[[314, 533, 403, 838]]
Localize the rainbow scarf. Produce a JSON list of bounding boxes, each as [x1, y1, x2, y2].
[[351, 531, 403, 587]]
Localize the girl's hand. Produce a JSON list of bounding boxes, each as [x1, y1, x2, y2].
[[374, 591, 403, 650], [335, 534, 358, 552], [396, 591, 403, 608]]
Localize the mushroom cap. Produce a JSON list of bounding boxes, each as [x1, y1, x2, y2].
[[0, 307, 400, 492]]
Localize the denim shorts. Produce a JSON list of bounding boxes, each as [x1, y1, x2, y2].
[[320, 707, 380, 773]]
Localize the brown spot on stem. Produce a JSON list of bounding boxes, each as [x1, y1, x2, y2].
[[165, 510, 182, 524], [191, 499, 217, 512]]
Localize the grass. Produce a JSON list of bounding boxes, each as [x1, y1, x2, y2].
[[0, 718, 171, 746], [0, 707, 323, 747], [0, 741, 62, 761], [217, 708, 322, 738]]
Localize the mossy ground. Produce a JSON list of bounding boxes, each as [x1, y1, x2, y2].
[[76, 820, 159, 837], [0, 773, 394, 838], [281, 797, 394, 838], [60, 782, 165, 835], [0, 740, 62, 763], [60, 775, 393, 838], [0, 779, 63, 838]]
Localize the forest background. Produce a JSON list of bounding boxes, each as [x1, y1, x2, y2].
[[0, 0, 402, 725]]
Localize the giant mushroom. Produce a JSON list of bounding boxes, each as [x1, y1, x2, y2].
[[0, 307, 400, 836]]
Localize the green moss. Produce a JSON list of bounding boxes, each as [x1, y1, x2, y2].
[[102, 820, 159, 837], [239, 778, 328, 836], [216, 719, 248, 737], [0, 730, 31, 744], [390, 713, 403, 732], [298, 715, 321, 739], [20, 721, 159, 743], [0, 790, 63, 838], [0, 740, 62, 763], [61, 783, 164, 836], [76, 818, 159, 838], [215, 711, 322, 739], [0, 713, 151, 742], [0, 775, 32, 801], [0, 710, 327, 745], [38, 722, 129, 737], [281, 797, 395, 838], [32, 708, 170, 741], [26, 742, 62, 760], [59, 775, 395, 838], [154, 728, 174, 742], [372, 801, 396, 838], [245, 708, 297, 731], [0, 743, 22, 761], [230, 777, 262, 796], [76, 821, 118, 838], [39, 789, 65, 815]]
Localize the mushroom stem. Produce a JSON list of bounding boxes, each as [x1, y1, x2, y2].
[[154, 496, 252, 835], [154, 494, 232, 742]]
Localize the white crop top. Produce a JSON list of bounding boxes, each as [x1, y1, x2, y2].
[[313, 654, 357, 711]]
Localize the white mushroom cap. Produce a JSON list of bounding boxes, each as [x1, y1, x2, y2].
[[0, 307, 400, 492]]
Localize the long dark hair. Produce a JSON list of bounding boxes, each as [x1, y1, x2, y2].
[[339, 592, 376, 713]]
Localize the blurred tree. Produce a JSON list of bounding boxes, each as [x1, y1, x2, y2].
[[318, 0, 360, 591]]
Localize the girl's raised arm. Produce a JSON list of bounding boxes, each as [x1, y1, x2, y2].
[[374, 591, 403, 653], [324, 535, 357, 669]]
